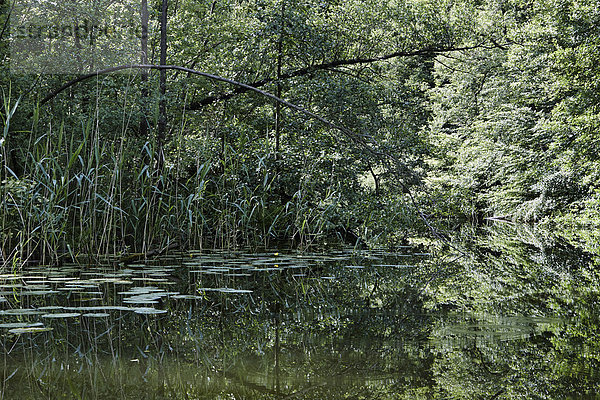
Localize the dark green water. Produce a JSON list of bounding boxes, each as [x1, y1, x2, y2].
[[1, 225, 599, 399]]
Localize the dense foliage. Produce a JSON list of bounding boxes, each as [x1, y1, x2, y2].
[[428, 0, 600, 223], [1, 0, 599, 264]]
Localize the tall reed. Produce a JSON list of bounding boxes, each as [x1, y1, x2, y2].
[[1, 76, 377, 269]]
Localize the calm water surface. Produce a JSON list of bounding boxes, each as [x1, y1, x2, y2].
[[1, 225, 599, 399]]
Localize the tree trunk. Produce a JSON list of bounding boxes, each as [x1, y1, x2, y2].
[[274, 1, 285, 161], [139, 0, 149, 138], [157, 0, 168, 172]]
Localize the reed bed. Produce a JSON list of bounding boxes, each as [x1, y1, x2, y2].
[[0, 91, 344, 268]]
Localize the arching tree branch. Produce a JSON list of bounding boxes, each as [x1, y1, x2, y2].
[[41, 64, 370, 147], [40, 63, 451, 241], [188, 43, 500, 110]]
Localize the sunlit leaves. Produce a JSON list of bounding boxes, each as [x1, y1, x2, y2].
[[426, 0, 600, 222]]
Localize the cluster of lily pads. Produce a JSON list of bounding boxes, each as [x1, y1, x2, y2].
[[0, 249, 425, 335]]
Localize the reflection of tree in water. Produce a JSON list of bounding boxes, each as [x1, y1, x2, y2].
[[182, 254, 435, 399], [4, 232, 597, 399], [0, 251, 435, 399], [426, 224, 600, 398]]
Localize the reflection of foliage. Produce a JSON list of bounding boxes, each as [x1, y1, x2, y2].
[[2, 228, 600, 398], [0, 251, 434, 399], [425, 224, 600, 398]]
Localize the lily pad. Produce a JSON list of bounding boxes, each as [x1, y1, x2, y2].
[[0, 309, 44, 316], [171, 294, 204, 300], [219, 288, 253, 293], [38, 306, 64, 311], [22, 284, 52, 290], [374, 264, 416, 268], [133, 308, 167, 315], [19, 290, 60, 296], [42, 313, 81, 318], [9, 327, 53, 334], [118, 287, 164, 295], [197, 288, 253, 294], [0, 322, 44, 329], [24, 280, 50, 284], [123, 298, 160, 304], [82, 313, 110, 318], [66, 306, 132, 312], [131, 277, 171, 282]]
